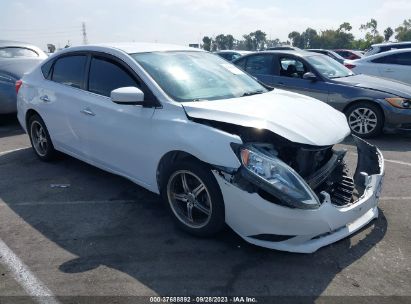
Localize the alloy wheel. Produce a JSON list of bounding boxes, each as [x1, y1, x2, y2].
[[166, 170, 212, 229], [30, 121, 48, 156], [348, 107, 378, 135]]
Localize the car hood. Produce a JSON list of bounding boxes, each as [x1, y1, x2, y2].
[[182, 89, 350, 146], [334, 74, 411, 98]]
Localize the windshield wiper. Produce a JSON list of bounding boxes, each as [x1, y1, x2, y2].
[[241, 90, 265, 97]]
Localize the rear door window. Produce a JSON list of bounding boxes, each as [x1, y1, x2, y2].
[[51, 55, 87, 89], [245, 54, 274, 75], [88, 56, 140, 97]]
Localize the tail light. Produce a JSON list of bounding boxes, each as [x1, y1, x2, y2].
[[344, 63, 356, 69], [15, 80, 23, 94]]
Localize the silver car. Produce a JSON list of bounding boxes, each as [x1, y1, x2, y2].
[[0, 40, 47, 114]]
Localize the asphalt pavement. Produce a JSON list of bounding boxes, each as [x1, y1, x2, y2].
[[0, 115, 410, 303]]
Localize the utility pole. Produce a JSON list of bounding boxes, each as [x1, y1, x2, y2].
[[82, 22, 88, 45]]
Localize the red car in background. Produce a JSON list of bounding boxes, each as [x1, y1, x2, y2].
[[334, 49, 363, 60]]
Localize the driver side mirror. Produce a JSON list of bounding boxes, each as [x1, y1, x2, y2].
[[303, 72, 317, 82], [110, 87, 145, 105]]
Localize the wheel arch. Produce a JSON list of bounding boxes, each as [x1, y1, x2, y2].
[[156, 150, 207, 193], [342, 99, 385, 123], [25, 108, 41, 130]]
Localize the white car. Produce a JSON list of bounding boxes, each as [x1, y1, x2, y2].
[[345, 48, 411, 84], [16, 43, 385, 253]]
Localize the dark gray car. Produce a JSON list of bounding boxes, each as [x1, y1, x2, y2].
[[233, 50, 411, 138], [0, 40, 47, 114]]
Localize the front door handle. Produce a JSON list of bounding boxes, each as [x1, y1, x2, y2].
[[80, 108, 95, 116], [40, 95, 50, 103]]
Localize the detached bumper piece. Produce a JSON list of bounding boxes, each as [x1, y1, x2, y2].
[[215, 135, 384, 253]]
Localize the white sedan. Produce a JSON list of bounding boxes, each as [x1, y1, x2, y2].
[[16, 43, 384, 253], [345, 48, 411, 84]]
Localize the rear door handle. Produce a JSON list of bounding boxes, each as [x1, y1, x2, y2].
[[40, 95, 50, 102], [80, 108, 95, 116]]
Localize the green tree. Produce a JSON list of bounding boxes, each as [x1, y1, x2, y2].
[[252, 30, 267, 50], [288, 31, 303, 48], [338, 22, 352, 32], [242, 34, 254, 50], [395, 19, 411, 41], [360, 18, 379, 38], [215, 34, 227, 50], [360, 18, 384, 44], [384, 27, 394, 41], [226, 34, 234, 49], [202, 36, 212, 51], [301, 28, 318, 48]]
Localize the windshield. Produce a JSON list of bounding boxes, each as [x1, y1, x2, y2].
[[306, 55, 354, 79], [131, 51, 267, 102]]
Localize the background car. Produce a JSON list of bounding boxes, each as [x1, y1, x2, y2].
[[214, 50, 252, 61], [334, 49, 363, 60], [306, 49, 345, 64], [267, 46, 301, 51], [345, 48, 411, 85], [364, 41, 411, 56], [0, 40, 47, 114], [233, 50, 411, 137]]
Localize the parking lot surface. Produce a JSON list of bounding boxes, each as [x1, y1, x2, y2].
[[0, 115, 410, 302]]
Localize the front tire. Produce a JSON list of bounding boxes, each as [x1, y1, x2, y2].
[[345, 102, 383, 138], [161, 160, 225, 237], [28, 114, 56, 161]]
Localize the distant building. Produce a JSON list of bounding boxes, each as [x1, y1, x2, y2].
[[189, 44, 200, 48]]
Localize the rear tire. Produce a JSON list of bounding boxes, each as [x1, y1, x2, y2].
[[28, 114, 56, 161], [160, 160, 225, 237], [345, 102, 383, 138]]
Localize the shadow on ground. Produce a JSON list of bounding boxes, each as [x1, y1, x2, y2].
[[0, 148, 387, 297], [342, 133, 411, 152], [0, 115, 24, 138]]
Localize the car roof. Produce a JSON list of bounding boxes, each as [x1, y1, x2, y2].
[[0, 40, 47, 58], [371, 41, 411, 47], [358, 47, 411, 61], [0, 40, 41, 49], [245, 50, 316, 57], [215, 50, 252, 54], [62, 42, 203, 54]]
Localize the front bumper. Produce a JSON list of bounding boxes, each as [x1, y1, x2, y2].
[[379, 99, 411, 133], [215, 137, 384, 253]]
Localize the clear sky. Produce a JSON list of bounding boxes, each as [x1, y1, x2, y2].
[[0, 0, 410, 50]]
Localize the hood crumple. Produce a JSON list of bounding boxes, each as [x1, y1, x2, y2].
[[182, 89, 350, 146]]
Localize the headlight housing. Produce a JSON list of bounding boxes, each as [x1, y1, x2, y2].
[[239, 144, 320, 209], [385, 97, 411, 109]]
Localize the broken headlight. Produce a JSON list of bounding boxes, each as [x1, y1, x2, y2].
[[239, 145, 320, 209]]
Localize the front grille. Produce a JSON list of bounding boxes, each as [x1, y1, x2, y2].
[[329, 174, 355, 206]]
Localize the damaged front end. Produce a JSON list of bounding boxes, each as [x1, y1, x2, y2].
[[226, 134, 383, 211], [191, 118, 384, 252]]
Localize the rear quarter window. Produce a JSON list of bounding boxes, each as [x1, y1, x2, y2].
[[41, 60, 54, 79]]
